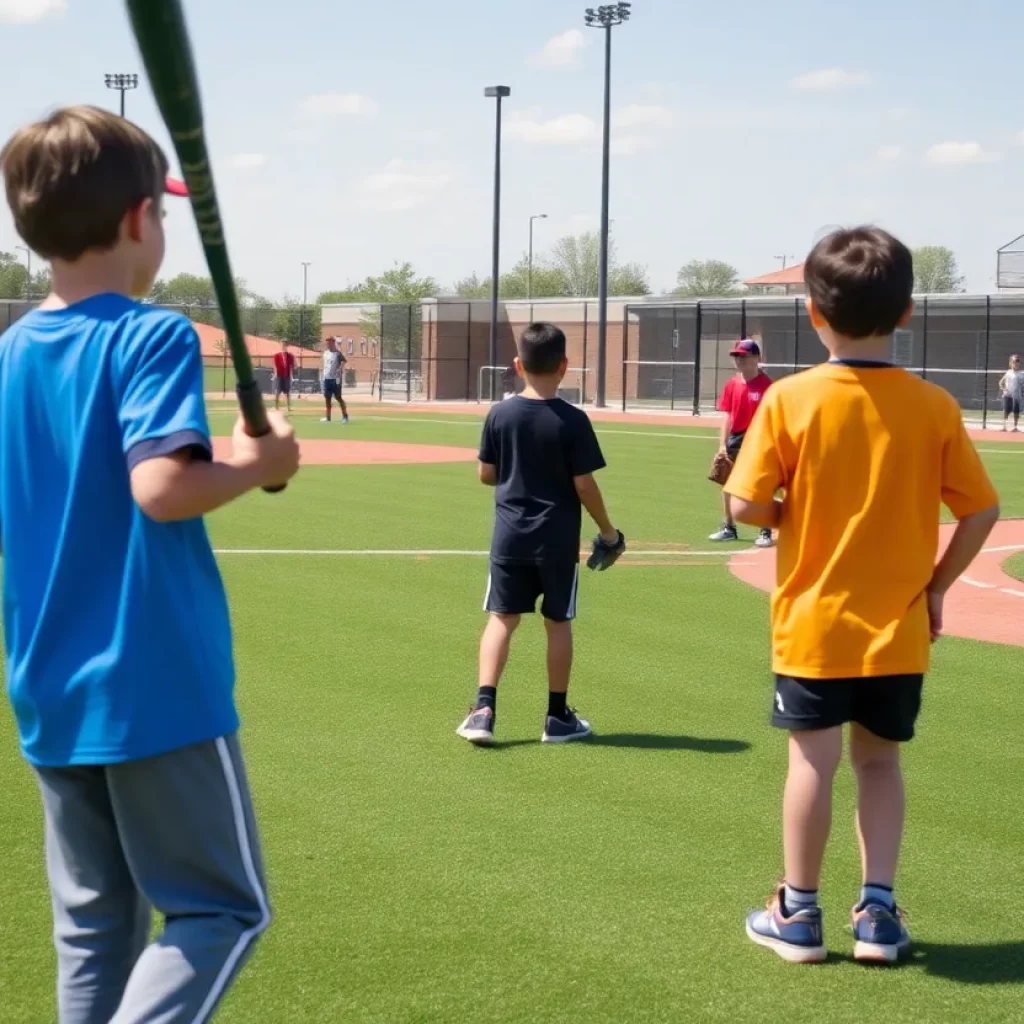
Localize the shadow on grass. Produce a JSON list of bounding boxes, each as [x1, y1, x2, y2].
[[487, 734, 750, 753], [910, 942, 1024, 984]]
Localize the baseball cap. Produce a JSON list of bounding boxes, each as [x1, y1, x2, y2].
[[165, 176, 188, 197], [730, 339, 761, 358]]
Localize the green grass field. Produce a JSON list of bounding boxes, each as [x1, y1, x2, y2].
[[2, 407, 1024, 1023]]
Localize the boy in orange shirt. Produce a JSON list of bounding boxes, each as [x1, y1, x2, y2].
[[726, 227, 999, 964]]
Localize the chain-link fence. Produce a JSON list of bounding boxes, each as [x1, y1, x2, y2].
[[623, 294, 1024, 426], [7, 294, 1024, 422]]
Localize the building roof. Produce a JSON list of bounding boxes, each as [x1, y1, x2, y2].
[[191, 321, 304, 359], [744, 263, 806, 287]]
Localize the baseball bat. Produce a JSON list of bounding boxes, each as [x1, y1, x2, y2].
[[124, 0, 286, 494]]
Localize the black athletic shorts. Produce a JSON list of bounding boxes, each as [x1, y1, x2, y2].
[[274, 376, 291, 396], [1003, 395, 1020, 417], [324, 379, 342, 399], [726, 432, 745, 461], [484, 560, 580, 623], [772, 674, 924, 743]]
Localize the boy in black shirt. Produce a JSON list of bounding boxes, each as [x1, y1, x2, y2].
[[457, 323, 621, 746]]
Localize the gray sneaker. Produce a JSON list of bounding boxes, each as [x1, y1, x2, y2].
[[456, 706, 495, 745], [542, 709, 592, 744], [709, 524, 739, 542], [755, 529, 775, 549]]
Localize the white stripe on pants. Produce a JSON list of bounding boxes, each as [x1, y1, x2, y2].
[[35, 732, 271, 1024]]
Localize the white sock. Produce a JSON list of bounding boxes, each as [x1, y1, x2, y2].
[[784, 884, 819, 912], [860, 884, 895, 909]]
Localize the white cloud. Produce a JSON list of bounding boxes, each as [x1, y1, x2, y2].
[[299, 93, 379, 119], [790, 68, 871, 91], [925, 141, 999, 165], [506, 113, 599, 146], [528, 29, 587, 69], [228, 153, 267, 170], [887, 106, 912, 122], [0, 0, 64, 23], [507, 104, 674, 154], [1016, 130, 1024, 145], [875, 145, 903, 163], [360, 159, 453, 211]]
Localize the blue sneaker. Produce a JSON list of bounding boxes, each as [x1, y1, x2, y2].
[[852, 901, 911, 964], [456, 706, 495, 746], [746, 888, 827, 963], [542, 709, 592, 744]]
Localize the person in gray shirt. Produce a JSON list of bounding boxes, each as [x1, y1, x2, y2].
[[321, 337, 349, 423]]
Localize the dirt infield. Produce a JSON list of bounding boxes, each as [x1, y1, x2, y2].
[[729, 519, 1024, 647], [211, 437, 477, 466]]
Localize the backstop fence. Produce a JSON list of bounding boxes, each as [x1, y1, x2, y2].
[[5, 293, 1024, 424]]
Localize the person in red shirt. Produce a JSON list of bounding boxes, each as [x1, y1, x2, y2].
[[709, 339, 774, 547], [272, 341, 297, 413]]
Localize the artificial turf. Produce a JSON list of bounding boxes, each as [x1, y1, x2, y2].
[[1, 411, 1023, 1023]]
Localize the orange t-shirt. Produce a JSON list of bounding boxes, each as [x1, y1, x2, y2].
[[725, 363, 999, 679]]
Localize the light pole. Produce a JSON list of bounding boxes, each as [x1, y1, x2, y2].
[[584, 3, 631, 408], [528, 214, 548, 301], [300, 261, 311, 346], [105, 73, 139, 117], [775, 254, 793, 271], [15, 245, 31, 300], [484, 85, 511, 401]]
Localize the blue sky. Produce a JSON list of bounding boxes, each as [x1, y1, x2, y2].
[[2, 0, 1023, 297]]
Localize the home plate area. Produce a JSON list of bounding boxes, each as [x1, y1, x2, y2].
[[729, 519, 1024, 648]]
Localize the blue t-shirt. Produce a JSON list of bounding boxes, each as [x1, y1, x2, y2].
[[0, 294, 238, 767]]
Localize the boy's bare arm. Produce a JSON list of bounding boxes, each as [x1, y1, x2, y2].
[[131, 414, 299, 522], [930, 503, 1000, 594], [478, 461, 497, 486], [574, 474, 617, 540], [729, 495, 782, 528], [719, 411, 732, 452]]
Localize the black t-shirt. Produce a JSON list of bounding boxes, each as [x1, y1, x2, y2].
[[479, 396, 607, 565]]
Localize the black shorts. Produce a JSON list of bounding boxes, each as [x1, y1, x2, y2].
[[324, 379, 342, 399], [484, 560, 580, 623], [772, 674, 924, 743], [726, 432, 745, 461], [275, 376, 291, 396], [1003, 395, 1020, 417]]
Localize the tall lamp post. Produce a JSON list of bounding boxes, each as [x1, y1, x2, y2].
[[105, 73, 139, 117], [300, 261, 311, 346], [484, 85, 511, 402], [15, 245, 31, 300], [528, 214, 548, 301], [584, 3, 631, 408]]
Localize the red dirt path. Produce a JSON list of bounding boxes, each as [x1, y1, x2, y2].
[[729, 519, 1024, 647], [211, 437, 476, 466]]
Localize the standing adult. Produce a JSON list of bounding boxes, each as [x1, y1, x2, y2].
[[998, 353, 1024, 431], [321, 337, 349, 424], [709, 339, 774, 547], [272, 341, 296, 413]]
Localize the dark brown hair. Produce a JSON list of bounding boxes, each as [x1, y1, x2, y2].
[[1, 105, 168, 261], [804, 226, 914, 339], [518, 322, 567, 374]]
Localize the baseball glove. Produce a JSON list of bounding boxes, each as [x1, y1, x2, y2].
[[587, 530, 626, 571], [708, 450, 733, 486]]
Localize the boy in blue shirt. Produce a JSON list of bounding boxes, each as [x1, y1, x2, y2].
[[0, 106, 299, 1022]]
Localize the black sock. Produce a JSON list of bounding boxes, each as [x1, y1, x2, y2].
[[475, 686, 497, 712], [548, 691, 568, 719]]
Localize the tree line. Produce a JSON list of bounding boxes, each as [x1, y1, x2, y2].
[[0, 238, 968, 347]]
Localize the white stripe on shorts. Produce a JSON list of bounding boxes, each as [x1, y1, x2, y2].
[[566, 564, 580, 620], [482, 571, 493, 613]]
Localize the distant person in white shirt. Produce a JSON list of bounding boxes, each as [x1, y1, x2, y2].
[[998, 353, 1024, 431], [321, 337, 349, 424]]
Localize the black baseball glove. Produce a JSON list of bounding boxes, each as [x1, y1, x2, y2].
[[587, 530, 626, 571]]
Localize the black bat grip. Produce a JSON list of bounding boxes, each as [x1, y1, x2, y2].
[[236, 380, 287, 494]]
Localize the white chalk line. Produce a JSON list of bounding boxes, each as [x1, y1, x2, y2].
[[213, 547, 757, 558]]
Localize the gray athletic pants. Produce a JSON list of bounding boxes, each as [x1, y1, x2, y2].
[[34, 733, 271, 1024]]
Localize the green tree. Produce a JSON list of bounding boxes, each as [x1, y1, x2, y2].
[[319, 262, 439, 304], [609, 262, 652, 296], [912, 246, 965, 294], [270, 298, 321, 349], [0, 251, 30, 300], [452, 273, 491, 299], [673, 260, 742, 298]]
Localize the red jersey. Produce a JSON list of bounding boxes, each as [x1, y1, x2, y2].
[[273, 351, 295, 378], [718, 371, 772, 434]]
